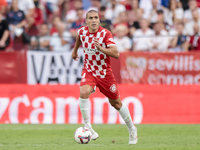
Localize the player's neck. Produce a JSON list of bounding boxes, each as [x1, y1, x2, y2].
[[89, 26, 99, 33]]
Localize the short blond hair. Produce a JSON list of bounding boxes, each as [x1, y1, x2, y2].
[[86, 9, 98, 19]]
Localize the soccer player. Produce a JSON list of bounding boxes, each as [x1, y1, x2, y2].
[[71, 9, 138, 144]]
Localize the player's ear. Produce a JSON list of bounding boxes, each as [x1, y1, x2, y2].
[[85, 20, 88, 25]]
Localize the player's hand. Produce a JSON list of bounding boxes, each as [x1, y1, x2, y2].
[[0, 40, 5, 47], [93, 37, 101, 50], [72, 51, 79, 61]]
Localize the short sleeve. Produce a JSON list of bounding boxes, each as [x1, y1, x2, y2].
[[77, 26, 85, 39], [77, 27, 83, 36], [104, 31, 116, 47]]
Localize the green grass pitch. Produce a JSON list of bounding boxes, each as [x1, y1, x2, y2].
[[0, 124, 199, 150]]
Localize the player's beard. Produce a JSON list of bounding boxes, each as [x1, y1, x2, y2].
[[91, 24, 99, 31]]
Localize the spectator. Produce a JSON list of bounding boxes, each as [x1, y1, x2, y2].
[[127, 0, 142, 25], [170, 22, 189, 52], [161, 0, 170, 8], [168, 19, 181, 44], [50, 22, 72, 51], [141, 0, 162, 20], [82, 0, 92, 10], [164, 0, 184, 27], [17, 0, 35, 30], [45, 0, 64, 16], [132, 19, 154, 52], [180, 0, 189, 11], [155, 10, 169, 31], [7, 0, 26, 38], [185, 9, 200, 36], [147, 0, 163, 23], [122, 0, 132, 11], [105, 0, 126, 22], [50, 16, 66, 35], [150, 22, 169, 52], [99, 6, 112, 31], [60, 0, 70, 21], [189, 23, 200, 51], [30, 22, 50, 51], [183, 0, 200, 23], [0, 0, 7, 16], [114, 25, 131, 52], [66, 0, 85, 24], [88, 0, 102, 11], [0, 12, 10, 50], [6, 0, 12, 4], [113, 11, 130, 36], [5, 0, 13, 14], [32, 0, 45, 27], [70, 8, 85, 39], [140, 0, 154, 15], [129, 8, 144, 36]]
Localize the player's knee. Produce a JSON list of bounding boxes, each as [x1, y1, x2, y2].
[[110, 101, 122, 110], [80, 88, 91, 99]]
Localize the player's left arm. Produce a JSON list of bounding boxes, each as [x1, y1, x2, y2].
[[94, 41, 119, 59]]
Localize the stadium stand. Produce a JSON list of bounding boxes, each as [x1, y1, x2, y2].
[[0, 0, 199, 52]]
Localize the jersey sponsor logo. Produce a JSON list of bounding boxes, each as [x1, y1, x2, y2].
[[110, 84, 117, 93], [84, 47, 99, 54]]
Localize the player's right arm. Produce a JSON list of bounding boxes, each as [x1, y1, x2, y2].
[[72, 35, 82, 61]]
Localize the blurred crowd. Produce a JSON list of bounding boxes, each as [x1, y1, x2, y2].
[[0, 0, 200, 52]]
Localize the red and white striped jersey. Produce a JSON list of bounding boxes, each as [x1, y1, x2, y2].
[[78, 26, 116, 78]]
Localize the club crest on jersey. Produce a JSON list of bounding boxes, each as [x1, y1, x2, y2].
[[81, 78, 86, 82], [110, 84, 117, 93]]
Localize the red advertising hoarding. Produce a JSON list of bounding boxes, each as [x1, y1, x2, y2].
[[120, 52, 200, 84], [0, 51, 200, 85], [0, 84, 199, 124], [0, 51, 27, 83]]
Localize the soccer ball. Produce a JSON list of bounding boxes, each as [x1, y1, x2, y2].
[[74, 127, 92, 144]]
